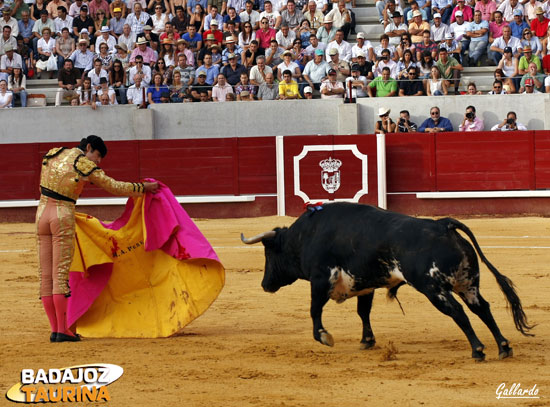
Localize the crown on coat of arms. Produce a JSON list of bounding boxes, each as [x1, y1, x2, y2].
[[319, 157, 342, 172]]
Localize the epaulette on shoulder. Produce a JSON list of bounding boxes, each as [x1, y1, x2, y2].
[[42, 147, 66, 165], [73, 154, 101, 177]]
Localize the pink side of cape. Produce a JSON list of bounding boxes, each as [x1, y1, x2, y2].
[[67, 182, 220, 326]]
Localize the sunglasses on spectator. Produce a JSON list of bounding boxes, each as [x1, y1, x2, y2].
[[156, 6, 162, 9], [431, 111, 439, 115], [380, 113, 389, 117]]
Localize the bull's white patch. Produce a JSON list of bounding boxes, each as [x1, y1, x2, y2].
[[387, 259, 407, 286], [328, 267, 373, 303], [428, 263, 440, 278]]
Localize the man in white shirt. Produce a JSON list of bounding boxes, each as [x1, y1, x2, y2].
[[488, 26, 522, 65], [127, 74, 146, 105], [345, 63, 368, 98], [54, 6, 73, 35], [430, 12, 449, 42], [384, 11, 407, 47], [260, 0, 282, 29], [87, 59, 108, 90], [491, 111, 527, 130], [497, 0, 524, 23], [239, 1, 261, 30], [128, 55, 151, 85], [325, 29, 352, 62], [95, 26, 117, 53], [275, 24, 296, 49]]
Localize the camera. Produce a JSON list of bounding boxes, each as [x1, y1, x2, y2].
[[506, 118, 515, 125], [466, 112, 474, 119]]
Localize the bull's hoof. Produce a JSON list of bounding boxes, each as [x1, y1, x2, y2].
[[499, 346, 513, 360], [319, 329, 334, 347], [472, 347, 486, 362], [360, 339, 376, 350]]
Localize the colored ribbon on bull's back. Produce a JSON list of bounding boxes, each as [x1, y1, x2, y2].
[[67, 182, 225, 338]]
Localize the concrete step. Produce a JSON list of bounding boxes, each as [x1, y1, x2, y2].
[[27, 79, 60, 106], [355, 23, 385, 35]]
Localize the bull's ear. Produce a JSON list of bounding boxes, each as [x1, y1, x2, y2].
[[262, 227, 285, 251]]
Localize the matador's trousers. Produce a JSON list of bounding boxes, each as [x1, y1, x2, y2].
[[36, 196, 75, 297]]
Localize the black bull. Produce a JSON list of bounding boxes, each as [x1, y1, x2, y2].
[[241, 203, 534, 360]]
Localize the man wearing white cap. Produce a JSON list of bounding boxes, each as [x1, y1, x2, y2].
[[432, 0, 453, 25], [450, 10, 468, 47], [431, 12, 450, 42], [385, 12, 407, 47], [439, 32, 462, 62], [95, 26, 116, 52], [352, 32, 374, 61], [0, 44, 23, 80]]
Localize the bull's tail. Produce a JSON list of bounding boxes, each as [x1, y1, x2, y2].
[[442, 218, 535, 337]]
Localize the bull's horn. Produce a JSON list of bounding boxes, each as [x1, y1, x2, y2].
[[240, 231, 276, 244]]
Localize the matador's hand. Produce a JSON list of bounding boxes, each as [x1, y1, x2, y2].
[[144, 181, 159, 194]]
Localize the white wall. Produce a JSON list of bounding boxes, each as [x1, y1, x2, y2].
[[0, 94, 548, 144]]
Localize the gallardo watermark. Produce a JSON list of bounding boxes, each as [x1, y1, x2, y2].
[[496, 383, 540, 400], [5, 363, 123, 403]]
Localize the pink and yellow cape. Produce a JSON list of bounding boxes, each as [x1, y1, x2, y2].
[[67, 182, 225, 338]]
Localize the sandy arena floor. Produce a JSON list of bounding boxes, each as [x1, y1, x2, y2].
[[0, 215, 549, 407]]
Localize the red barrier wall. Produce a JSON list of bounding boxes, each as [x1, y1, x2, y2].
[[2, 131, 550, 221]]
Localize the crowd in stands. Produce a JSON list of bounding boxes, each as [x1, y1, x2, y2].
[[0, 0, 549, 107]]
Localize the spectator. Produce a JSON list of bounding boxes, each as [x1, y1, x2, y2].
[[55, 27, 75, 70], [350, 36, 373, 65], [326, 29, 351, 62], [188, 4, 206, 34], [96, 42, 114, 71], [277, 49, 301, 80], [375, 107, 396, 134], [519, 61, 544, 91], [126, 3, 151, 37], [522, 77, 540, 92], [399, 66, 423, 95], [397, 49, 416, 79], [498, 0, 524, 23], [257, 71, 279, 99], [497, 50, 518, 92], [96, 25, 117, 53], [409, 10, 430, 44], [278, 68, 300, 99], [303, 1, 324, 31], [70, 95, 80, 105], [239, 22, 256, 52], [530, 7, 549, 39], [491, 111, 527, 130], [110, 59, 127, 103], [7, 66, 26, 107], [16, 36, 33, 76], [170, 70, 187, 102], [524, 0, 541, 23], [281, 0, 304, 31], [212, 72, 234, 101], [518, 44, 541, 74], [93, 10, 110, 42], [0, 78, 12, 108], [110, 7, 126, 38], [475, 0, 497, 23], [436, 46, 462, 94], [465, 80, 482, 94], [397, 109, 418, 132], [138, 25, 160, 52], [405, 0, 428, 23], [56, 58, 81, 106], [509, 9, 529, 38], [204, 4, 223, 31], [35, 27, 57, 79], [89, 0, 110, 20], [69, 0, 85, 19], [0, 44, 23, 81], [221, 52, 247, 85], [190, 71, 212, 101], [327, 47, 350, 82], [440, 32, 462, 63], [374, 34, 398, 61], [196, 53, 219, 84], [418, 106, 453, 132], [256, 18, 277, 50], [431, 13, 450, 43], [303, 85, 313, 99], [325, 0, 352, 40], [418, 49, 434, 78], [451, 0, 473, 23], [175, 39, 195, 67], [466, 10, 489, 66], [240, 1, 261, 30], [385, 12, 407, 48], [118, 24, 137, 51], [242, 40, 263, 69], [521, 28, 542, 57], [69, 38, 95, 75], [260, 1, 282, 30], [127, 74, 146, 105], [488, 79, 506, 94], [147, 71, 169, 103], [397, 33, 416, 60], [160, 38, 176, 67], [355, 51, 374, 79], [416, 29, 438, 61], [276, 24, 296, 50], [250, 54, 273, 86], [489, 11, 507, 43], [87, 58, 109, 90], [130, 37, 157, 65], [450, 12, 469, 62], [378, 0, 402, 27], [197, 34, 216, 65], [316, 17, 337, 45], [1, 8, 19, 37], [55, 6, 73, 35], [224, 9, 241, 34], [319, 67, 344, 98], [489, 26, 521, 65], [368, 66, 397, 97], [32, 10, 54, 56], [151, 3, 169, 35], [432, 0, 453, 25], [303, 48, 329, 91], [234, 71, 256, 99], [92, 76, 117, 108], [182, 24, 202, 54], [128, 56, 151, 86], [374, 48, 398, 78], [345, 63, 368, 98], [426, 66, 446, 95], [18, 12, 34, 52], [459, 105, 484, 131], [31, 0, 48, 21], [265, 39, 284, 69]]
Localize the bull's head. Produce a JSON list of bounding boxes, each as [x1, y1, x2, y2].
[[241, 227, 298, 293]]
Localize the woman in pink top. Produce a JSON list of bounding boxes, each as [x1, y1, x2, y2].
[[451, 0, 473, 23]]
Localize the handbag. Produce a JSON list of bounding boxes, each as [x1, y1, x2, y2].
[[46, 54, 57, 71], [38, 54, 49, 62]]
